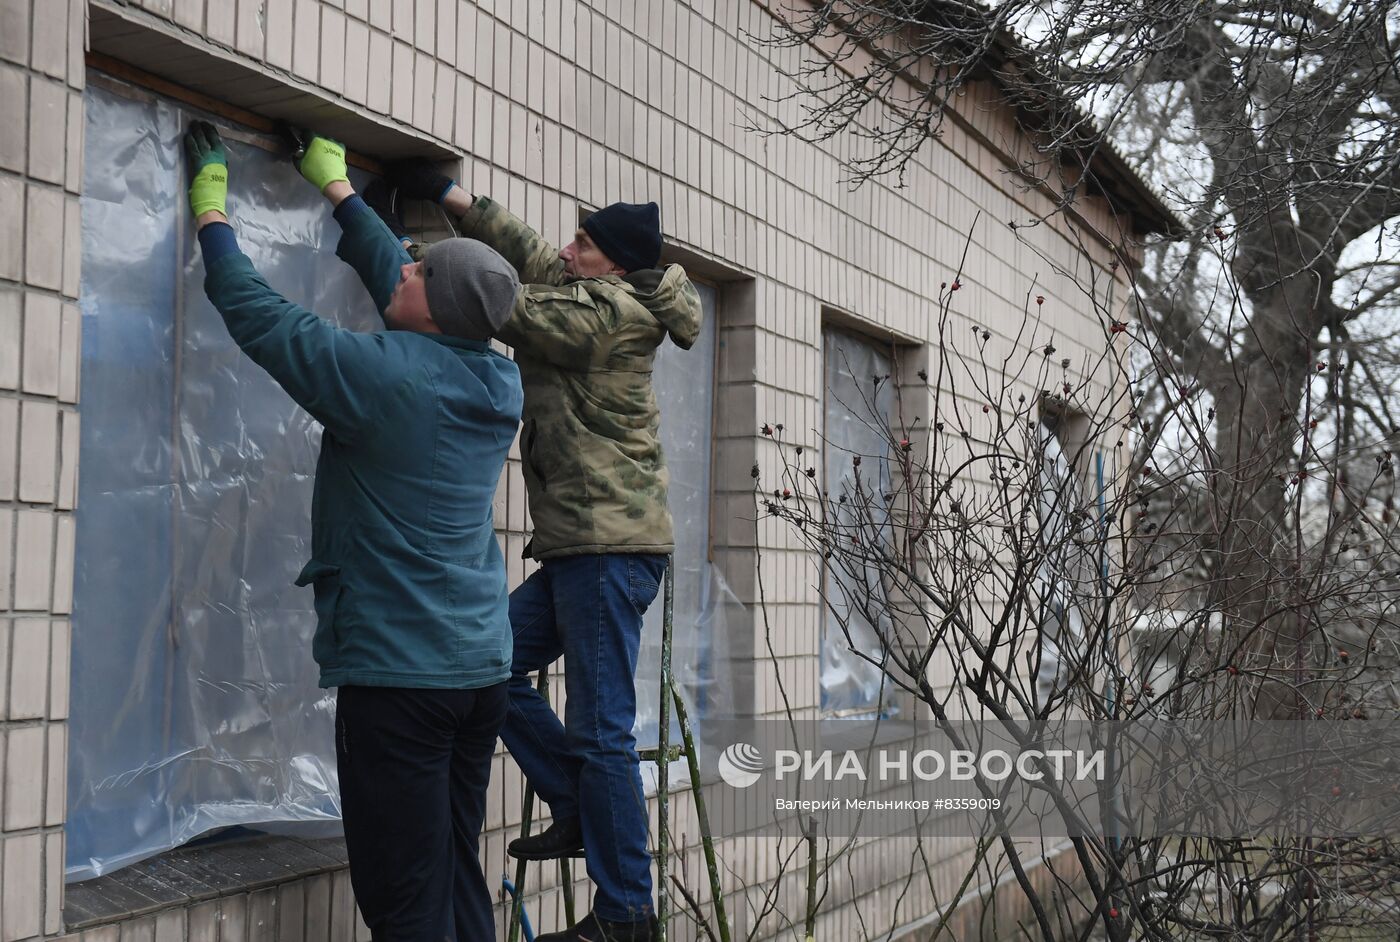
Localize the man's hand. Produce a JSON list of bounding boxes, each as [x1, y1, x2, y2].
[[184, 120, 229, 223], [388, 158, 457, 203], [298, 135, 351, 193]]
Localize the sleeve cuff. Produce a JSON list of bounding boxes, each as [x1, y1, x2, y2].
[[333, 193, 371, 225], [197, 222, 241, 265]]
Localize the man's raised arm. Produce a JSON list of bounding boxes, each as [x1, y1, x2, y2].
[[284, 135, 416, 321], [183, 122, 405, 444], [389, 161, 569, 287]]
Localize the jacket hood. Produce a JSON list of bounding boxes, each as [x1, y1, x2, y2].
[[622, 264, 702, 350]]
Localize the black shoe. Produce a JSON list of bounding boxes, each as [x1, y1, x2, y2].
[[506, 817, 585, 861], [534, 912, 657, 942]]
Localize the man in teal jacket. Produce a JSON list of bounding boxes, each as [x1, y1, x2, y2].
[[184, 122, 523, 941]]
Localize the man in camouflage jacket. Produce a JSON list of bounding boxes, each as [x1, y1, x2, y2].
[[390, 162, 701, 942]]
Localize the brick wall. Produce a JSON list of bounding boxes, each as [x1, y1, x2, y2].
[[0, 0, 86, 938], [0, 0, 1144, 939]]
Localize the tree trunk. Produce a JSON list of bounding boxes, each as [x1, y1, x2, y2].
[[1212, 275, 1316, 718]]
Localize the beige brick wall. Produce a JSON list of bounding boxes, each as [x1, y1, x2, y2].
[[0, 0, 1144, 939], [1, 0, 86, 938]]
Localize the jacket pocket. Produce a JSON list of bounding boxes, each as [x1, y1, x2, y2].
[[445, 555, 512, 679], [296, 559, 344, 664]]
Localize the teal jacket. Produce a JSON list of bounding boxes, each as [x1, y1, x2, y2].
[[199, 198, 523, 689]]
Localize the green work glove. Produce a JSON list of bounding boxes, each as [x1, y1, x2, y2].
[[297, 135, 350, 192], [184, 120, 228, 217]]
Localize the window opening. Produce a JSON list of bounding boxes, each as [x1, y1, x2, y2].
[[820, 327, 900, 719], [68, 76, 385, 880], [636, 281, 721, 742]]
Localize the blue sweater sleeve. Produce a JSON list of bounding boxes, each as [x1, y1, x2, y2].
[[202, 251, 407, 444], [334, 194, 414, 319], [197, 222, 241, 264]]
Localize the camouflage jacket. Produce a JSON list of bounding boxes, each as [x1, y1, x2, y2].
[[451, 196, 702, 560]]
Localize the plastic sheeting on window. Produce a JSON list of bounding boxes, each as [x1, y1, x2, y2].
[[68, 80, 383, 881], [1032, 418, 1092, 707], [821, 330, 899, 717], [634, 282, 741, 750]]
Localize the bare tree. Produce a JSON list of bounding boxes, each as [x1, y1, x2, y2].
[[756, 0, 1400, 712], [631, 6, 1400, 939], [633, 253, 1399, 939], [726, 275, 1400, 941]]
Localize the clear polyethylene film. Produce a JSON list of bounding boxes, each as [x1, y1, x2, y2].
[[634, 282, 741, 747], [821, 330, 898, 717], [67, 80, 382, 881]]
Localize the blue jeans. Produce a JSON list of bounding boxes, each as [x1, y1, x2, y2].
[[500, 553, 668, 923]]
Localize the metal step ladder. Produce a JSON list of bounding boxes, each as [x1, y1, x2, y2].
[[505, 562, 730, 942]]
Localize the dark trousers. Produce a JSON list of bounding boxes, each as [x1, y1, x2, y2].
[[336, 683, 507, 942]]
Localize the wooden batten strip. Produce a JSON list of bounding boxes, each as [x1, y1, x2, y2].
[[86, 51, 385, 174]]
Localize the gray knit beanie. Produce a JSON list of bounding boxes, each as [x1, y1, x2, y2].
[[422, 238, 520, 341]]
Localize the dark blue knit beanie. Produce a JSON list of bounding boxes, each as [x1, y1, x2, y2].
[[582, 201, 662, 272]]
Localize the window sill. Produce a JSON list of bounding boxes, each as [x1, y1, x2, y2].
[[63, 834, 349, 932]]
